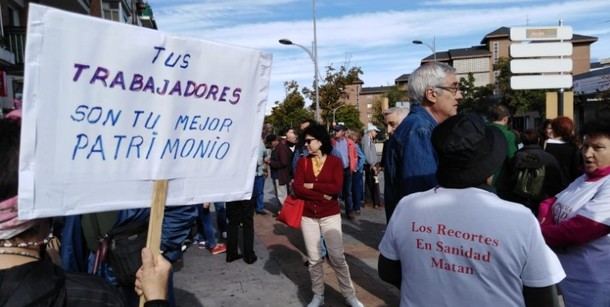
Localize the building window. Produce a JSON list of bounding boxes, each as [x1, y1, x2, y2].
[[102, 2, 120, 21], [7, 6, 21, 26], [102, 1, 131, 23]]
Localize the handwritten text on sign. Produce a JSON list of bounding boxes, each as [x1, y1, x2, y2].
[[18, 4, 271, 219], [67, 46, 244, 162]]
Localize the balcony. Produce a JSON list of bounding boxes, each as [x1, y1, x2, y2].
[[1, 27, 25, 68]]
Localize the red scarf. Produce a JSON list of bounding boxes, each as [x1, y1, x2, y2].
[[585, 166, 610, 182]]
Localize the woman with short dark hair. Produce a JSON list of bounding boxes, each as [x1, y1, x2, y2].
[[292, 124, 363, 307]]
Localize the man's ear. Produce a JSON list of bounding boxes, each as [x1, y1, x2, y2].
[[424, 87, 437, 103]]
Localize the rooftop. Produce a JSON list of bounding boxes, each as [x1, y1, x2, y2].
[[481, 26, 597, 44], [361, 86, 395, 94], [422, 45, 490, 62], [394, 74, 410, 83]]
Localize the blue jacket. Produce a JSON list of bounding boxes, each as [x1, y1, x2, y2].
[[355, 144, 366, 172], [383, 105, 438, 217]]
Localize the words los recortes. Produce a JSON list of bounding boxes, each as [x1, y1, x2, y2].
[[411, 221, 500, 247]]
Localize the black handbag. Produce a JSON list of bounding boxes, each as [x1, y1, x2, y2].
[[105, 220, 148, 286]]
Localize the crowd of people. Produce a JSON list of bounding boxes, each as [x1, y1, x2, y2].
[[2, 61, 610, 307]]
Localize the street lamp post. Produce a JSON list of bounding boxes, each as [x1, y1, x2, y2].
[[278, 1, 320, 123], [412, 36, 436, 62]]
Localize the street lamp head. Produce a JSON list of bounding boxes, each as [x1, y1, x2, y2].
[[412, 40, 423, 45], [279, 39, 293, 45]]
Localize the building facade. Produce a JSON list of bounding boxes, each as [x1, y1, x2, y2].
[[341, 75, 408, 127], [0, 0, 156, 113]]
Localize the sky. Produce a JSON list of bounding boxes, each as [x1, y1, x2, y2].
[[147, 0, 610, 113]]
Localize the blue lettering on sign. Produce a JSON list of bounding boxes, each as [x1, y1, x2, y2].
[[159, 137, 231, 160], [174, 115, 232, 132], [70, 105, 121, 126], [72, 133, 232, 161], [132, 110, 160, 130], [151, 46, 190, 69]]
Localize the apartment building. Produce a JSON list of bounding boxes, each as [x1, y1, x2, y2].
[[0, 0, 156, 112], [342, 75, 408, 127]]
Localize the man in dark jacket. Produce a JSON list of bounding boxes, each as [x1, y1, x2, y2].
[[504, 129, 566, 215], [382, 62, 462, 223], [266, 134, 292, 213]]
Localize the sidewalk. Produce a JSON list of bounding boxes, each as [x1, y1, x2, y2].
[[173, 177, 398, 306]]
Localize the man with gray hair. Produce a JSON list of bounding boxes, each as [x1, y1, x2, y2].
[[362, 123, 382, 208], [382, 62, 462, 222]]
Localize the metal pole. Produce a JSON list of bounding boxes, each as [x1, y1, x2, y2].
[[312, 0, 320, 123], [558, 88, 564, 116], [558, 19, 564, 116]]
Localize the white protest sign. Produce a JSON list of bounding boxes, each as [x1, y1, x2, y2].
[[18, 4, 272, 219]]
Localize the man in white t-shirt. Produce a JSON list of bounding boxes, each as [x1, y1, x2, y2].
[[378, 114, 565, 307]]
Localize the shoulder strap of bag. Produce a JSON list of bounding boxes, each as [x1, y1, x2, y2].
[[81, 211, 118, 252]]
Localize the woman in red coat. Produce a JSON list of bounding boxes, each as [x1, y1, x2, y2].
[[293, 124, 363, 307]]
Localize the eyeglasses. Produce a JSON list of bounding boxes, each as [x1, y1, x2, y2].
[[304, 138, 316, 145], [435, 85, 462, 95]]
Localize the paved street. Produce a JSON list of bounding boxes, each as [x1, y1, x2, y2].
[[173, 176, 399, 307]]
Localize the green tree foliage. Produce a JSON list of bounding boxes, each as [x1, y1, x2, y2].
[[385, 85, 406, 108], [495, 57, 545, 116], [303, 65, 364, 130], [458, 72, 494, 114], [265, 81, 313, 133], [333, 105, 362, 130]]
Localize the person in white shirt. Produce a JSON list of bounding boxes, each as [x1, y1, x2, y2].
[[378, 113, 565, 307], [539, 118, 610, 307]]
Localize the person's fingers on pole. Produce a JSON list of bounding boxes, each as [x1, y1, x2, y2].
[[136, 267, 144, 279], [141, 247, 154, 269], [134, 279, 143, 296]]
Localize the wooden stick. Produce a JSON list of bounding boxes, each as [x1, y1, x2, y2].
[[139, 179, 169, 307]]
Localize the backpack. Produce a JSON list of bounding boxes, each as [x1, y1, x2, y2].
[[82, 213, 148, 286], [512, 152, 546, 200]]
